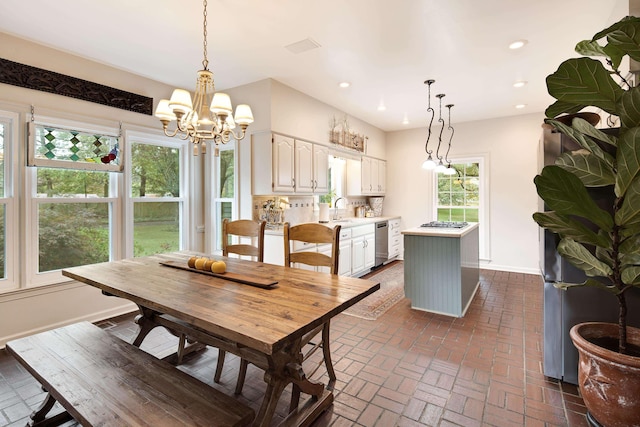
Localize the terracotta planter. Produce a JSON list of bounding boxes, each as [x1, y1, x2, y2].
[[570, 322, 640, 427]]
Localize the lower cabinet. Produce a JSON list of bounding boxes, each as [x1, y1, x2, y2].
[[388, 217, 401, 259], [338, 228, 352, 276], [351, 224, 375, 277]]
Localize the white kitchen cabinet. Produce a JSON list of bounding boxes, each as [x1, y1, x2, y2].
[[252, 132, 328, 195], [388, 217, 401, 259], [338, 228, 352, 276], [346, 157, 386, 196], [350, 224, 375, 276]]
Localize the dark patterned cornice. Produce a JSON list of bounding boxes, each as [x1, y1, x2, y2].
[[0, 57, 153, 115]]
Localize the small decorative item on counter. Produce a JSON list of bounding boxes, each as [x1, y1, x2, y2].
[[365, 206, 374, 217], [369, 197, 384, 217], [259, 199, 285, 227]]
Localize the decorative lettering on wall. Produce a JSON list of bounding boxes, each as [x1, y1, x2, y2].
[[0, 58, 153, 115]]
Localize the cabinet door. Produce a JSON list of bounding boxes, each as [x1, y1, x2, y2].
[[273, 134, 295, 192], [351, 235, 365, 275], [377, 159, 386, 193], [313, 144, 329, 194], [361, 157, 373, 194], [364, 233, 376, 269], [338, 239, 351, 276], [294, 140, 314, 193]]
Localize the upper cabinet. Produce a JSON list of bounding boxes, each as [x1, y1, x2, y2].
[[252, 133, 329, 195], [346, 156, 386, 196]]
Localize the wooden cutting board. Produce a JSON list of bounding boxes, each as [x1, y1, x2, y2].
[[159, 260, 278, 289]]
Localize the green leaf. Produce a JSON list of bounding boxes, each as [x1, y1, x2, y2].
[[596, 244, 614, 268], [620, 228, 640, 247], [548, 119, 615, 166], [615, 127, 640, 197], [621, 266, 640, 285], [592, 17, 640, 39], [545, 101, 587, 119], [556, 152, 614, 186], [603, 43, 626, 70], [554, 278, 618, 294], [533, 211, 609, 247], [572, 118, 617, 147], [606, 21, 640, 63], [557, 238, 613, 277], [535, 165, 614, 231], [621, 252, 640, 268], [618, 86, 640, 130], [617, 175, 640, 224], [575, 39, 608, 57], [546, 58, 624, 116]]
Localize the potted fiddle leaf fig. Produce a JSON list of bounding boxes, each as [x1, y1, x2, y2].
[[533, 16, 640, 427]]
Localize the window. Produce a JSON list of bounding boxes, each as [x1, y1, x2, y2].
[[434, 157, 490, 260], [0, 110, 17, 291], [127, 132, 187, 258], [25, 117, 120, 286], [212, 142, 237, 252], [436, 162, 479, 222]]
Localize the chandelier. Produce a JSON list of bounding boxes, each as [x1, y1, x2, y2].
[[154, 0, 253, 156], [421, 79, 456, 175]]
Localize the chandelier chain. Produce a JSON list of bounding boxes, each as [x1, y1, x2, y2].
[[202, 0, 209, 70]]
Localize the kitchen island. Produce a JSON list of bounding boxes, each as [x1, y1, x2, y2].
[[402, 222, 479, 317]]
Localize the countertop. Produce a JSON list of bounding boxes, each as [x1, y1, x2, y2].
[[265, 216, 400, 235], [401, 222, 479, 238]]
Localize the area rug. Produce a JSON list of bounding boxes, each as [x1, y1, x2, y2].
[[343, 261, 405, 320]]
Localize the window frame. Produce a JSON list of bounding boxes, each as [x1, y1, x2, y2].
[[433, 155, 491, 261], [209, 141, 238, 254], [123, 130, 189, 259], [0, 110, 19, 292]]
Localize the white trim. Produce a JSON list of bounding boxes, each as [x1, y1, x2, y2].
[[0, 110, 19, 291]]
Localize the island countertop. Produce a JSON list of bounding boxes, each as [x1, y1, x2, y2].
[[402, 222, 479, 238]]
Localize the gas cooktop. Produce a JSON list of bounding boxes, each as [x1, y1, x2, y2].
[[420, 221, 468, 229]]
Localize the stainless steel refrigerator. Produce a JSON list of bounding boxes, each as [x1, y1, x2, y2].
[[539, 127, 640, 384]]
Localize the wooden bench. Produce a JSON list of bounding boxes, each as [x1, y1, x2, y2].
[[6, 321, 255, 427]]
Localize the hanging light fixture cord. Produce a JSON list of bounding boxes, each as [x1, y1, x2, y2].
[[202, 0, 209, 70], [424, 79, 435, 155], [444, 104, 454, 164], [435, 93, 446, 161]]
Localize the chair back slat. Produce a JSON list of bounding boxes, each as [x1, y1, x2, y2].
[[284, 222, 341, 274], [222, 219, 266, 262]]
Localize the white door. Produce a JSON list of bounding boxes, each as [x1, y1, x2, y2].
[[364, 233, 375, 269], [313, 144, 329, 193], [338, 238, 351, 276], [377, 160, 386, 194], [361, 157, 372, 194], [351, 235, 365, 275]]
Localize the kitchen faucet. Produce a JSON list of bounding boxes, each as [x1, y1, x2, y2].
[[333, 197, 344, 220]]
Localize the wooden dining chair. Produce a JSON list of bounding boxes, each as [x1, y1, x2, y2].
[[233, 221, 341, 405], [210, 218, 266, 390]]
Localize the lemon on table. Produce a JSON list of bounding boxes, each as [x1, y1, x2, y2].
[[204, 259, 215, 271], [187, 256, 198, 268], [211, 261, 226, 274], [194, 257, 208, 270]]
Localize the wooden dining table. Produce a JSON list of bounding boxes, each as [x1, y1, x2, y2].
[[62, 251, 380, 426]]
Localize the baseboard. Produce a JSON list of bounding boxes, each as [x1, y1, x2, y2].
[[0, 303, 137, 348], [480, 262, 539, 275]]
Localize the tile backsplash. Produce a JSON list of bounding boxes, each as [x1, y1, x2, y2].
[[252, 195, 374, 226]]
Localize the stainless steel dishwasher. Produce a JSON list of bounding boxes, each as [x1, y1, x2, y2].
[[374, 220, 388, 267]]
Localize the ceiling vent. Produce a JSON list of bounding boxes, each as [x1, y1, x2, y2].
[[285, 38, 321, 54]]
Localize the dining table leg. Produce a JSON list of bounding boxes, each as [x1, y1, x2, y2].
[[131, 306, 158, 347]]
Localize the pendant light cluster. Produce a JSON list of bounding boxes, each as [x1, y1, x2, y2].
[[421, 79, 456, 175]]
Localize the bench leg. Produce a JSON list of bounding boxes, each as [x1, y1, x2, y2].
[[29, 391, 72, 427]]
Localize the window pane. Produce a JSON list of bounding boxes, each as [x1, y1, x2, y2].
[[218, 149, 235, 198], [436, 161, 481, 223], [37, 168, 110, 198], [131, 143, 180, 197], [38, 203, 109, 272], [133, 202, 180, 256], [214, 201, 233, 250]]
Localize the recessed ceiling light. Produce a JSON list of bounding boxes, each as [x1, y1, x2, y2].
[[515, 104, 527, 109], [513, 81, 527, 88], [509, 39, 528, 50], [402, 114, 409, 125], [377, 101, 386, 111], [339, 82, 351, 88]]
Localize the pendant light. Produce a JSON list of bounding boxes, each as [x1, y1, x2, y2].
[[443, 103, 457, 175], [421, 79, 437, 169], [434, 93, 448, 173]]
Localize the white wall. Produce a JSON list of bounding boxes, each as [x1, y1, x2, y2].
[[385, 113, 544, 274]]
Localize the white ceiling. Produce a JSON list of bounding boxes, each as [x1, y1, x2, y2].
[[0, 0, 626, 131]]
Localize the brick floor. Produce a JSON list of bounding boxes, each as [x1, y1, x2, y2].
[[0, 265, 588, 426]]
